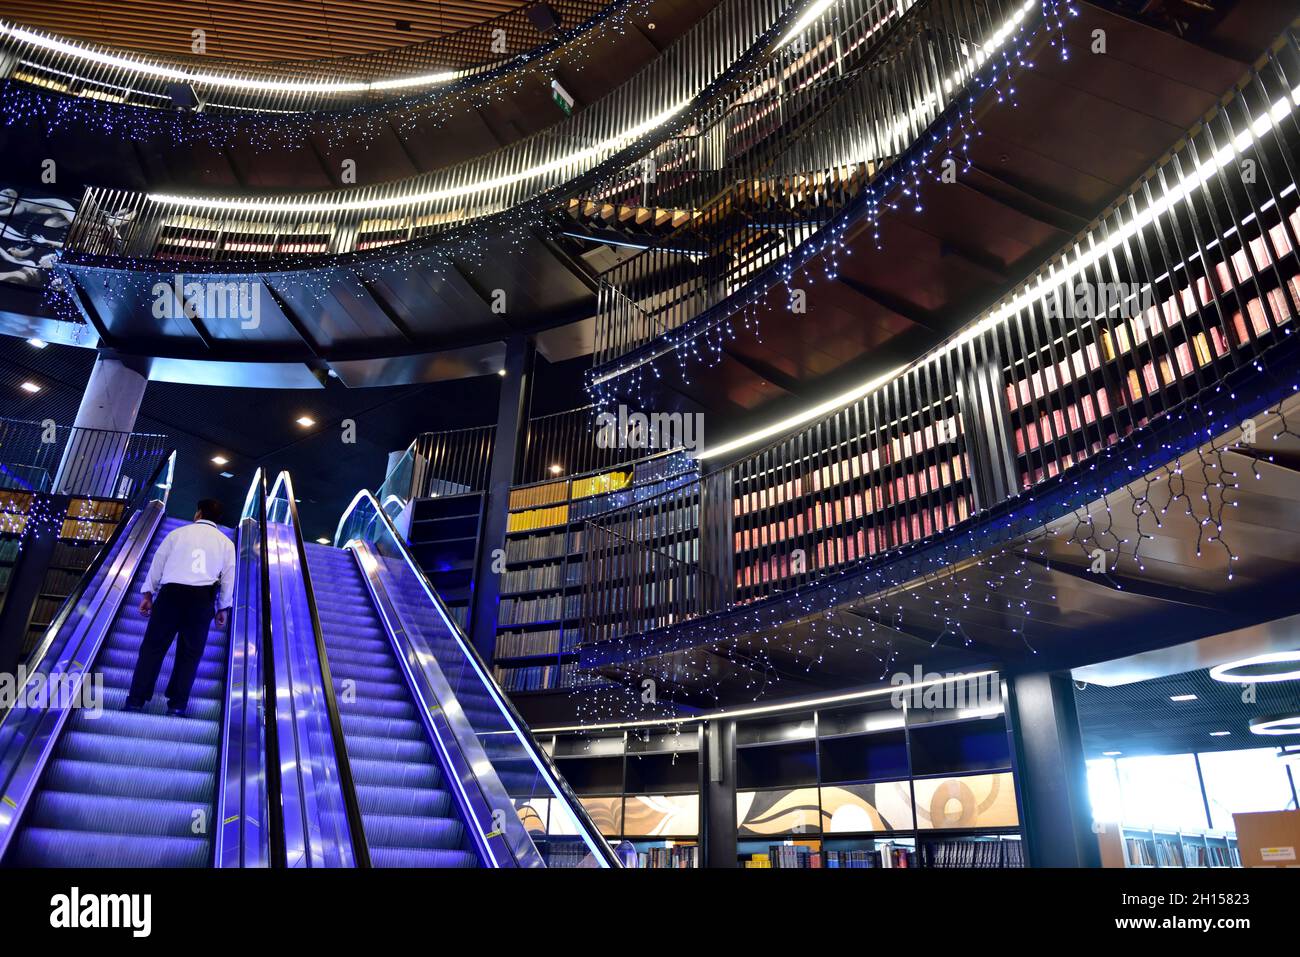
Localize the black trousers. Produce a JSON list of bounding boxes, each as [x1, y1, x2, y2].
[[126, 583, 218, 710]]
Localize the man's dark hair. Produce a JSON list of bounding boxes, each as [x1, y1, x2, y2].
[[196, 498, 224, 523]]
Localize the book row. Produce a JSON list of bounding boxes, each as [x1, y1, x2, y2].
[[495, 628, 579, 659], [497, 593, 584, 627], [637, 845, 698, 868], [921, 839, 1024, 868]]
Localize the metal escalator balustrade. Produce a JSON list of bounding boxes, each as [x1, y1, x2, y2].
[[5, 514, 235, 866], [0, 451, 268, 867], [335, 487, 618, 867], [303, 542, 480, 867], [264, 471, 365, 867]]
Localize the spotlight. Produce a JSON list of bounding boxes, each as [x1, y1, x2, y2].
[[316, 537, 330, 545], [549, 464, 563, 475], [26, 338, 47, 349], [211, 455, 229, 466], [296, 416, 316, 427], [19, 381, 40, 393]]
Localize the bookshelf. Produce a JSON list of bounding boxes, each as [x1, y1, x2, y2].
[[405, 492, 483, 633], [1004, 203, 1300, 489], [734, 693, 1024, 867], [493, 450, 697, 693], [1100, 825, 1241, 868], [525, 727, 703, 868]]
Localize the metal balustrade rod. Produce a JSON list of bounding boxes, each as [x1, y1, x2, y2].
[[577, 30, 1300, 648]]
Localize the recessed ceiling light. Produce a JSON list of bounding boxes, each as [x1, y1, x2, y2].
[[26, 338, 47, 349], [549, 464, 563, 475], [1210, 651, 1300, 684], [1102, 751, 1122, 757], [497, 369, 507, 377], [316, 537, 330, 545], [1169, 694, 1198, 702], [219, 471, 234, 479], [1209, 731, 1231, 737], [211, 455, 229, 466], [19, 381, 40, 393], [296, 416, 315, 427]]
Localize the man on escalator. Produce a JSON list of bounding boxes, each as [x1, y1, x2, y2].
[[123, 498, 236, 717]]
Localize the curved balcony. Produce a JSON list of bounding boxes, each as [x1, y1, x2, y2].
[[564, 29, 1300, 700], [30, 0, 1025, 379], [0, 1, 629, 117]]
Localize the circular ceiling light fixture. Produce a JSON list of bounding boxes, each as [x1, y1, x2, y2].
[[1248, 714, 1300, 736], [1209, 651, 1300, 684]]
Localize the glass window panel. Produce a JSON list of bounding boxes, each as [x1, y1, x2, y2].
[[1086, 757, 1123, 824], [1114, 754, 1207, 830], [1197, 748, 1297, 832]]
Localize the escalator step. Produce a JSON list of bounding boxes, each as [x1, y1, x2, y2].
[[367, 847, 478, 868], [10, 828, 211, 868], [29, 791, 213, 839], [355, 785, 452, 819]]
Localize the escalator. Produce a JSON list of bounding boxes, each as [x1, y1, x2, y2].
[[274, 476, 616, 868], [0, 461, 268, 869], [6, 515, 234, 866], [303, 542, 478, 867]]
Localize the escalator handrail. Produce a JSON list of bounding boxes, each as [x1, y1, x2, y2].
[[10, 449, 176, 688], [350, 540, 543, 867], [267, 470, 371, 868], [214, 467, 276, 868], [0, 497, 167, 860], [339, 487, 620, 867]]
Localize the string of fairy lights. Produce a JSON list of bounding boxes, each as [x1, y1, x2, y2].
[[0, 0, 653, 149], [586, 0, 1078, 409], [566, 370, 1300, 726]]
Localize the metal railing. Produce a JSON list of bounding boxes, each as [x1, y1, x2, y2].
[[0, 1, 618, 116], [0, 417, 169, 500], [55, 0, 817, 264], [590, 0, 1044, 371], [575, 25, 1300, 648]]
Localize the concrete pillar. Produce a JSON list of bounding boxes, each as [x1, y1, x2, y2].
[[52, 355, 149, 498], [1006, 672, 1102, 867]]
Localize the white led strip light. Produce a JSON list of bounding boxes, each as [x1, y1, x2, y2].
[[0, 21, 464, 94], [697, 77, 1300, 460], [147, 100, 690, 213]]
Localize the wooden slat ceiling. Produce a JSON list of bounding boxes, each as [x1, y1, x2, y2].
[[3, 1, 543, 62]]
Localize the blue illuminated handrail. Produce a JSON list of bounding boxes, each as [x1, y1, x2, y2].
[[336, 487, 620, 867]]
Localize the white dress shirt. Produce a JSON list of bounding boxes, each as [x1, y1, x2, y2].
[[145, 519, 236, 610]]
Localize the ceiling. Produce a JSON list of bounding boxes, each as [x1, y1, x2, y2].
[[1, 1, 562, 62], [1075, 665, 1300, 759]]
